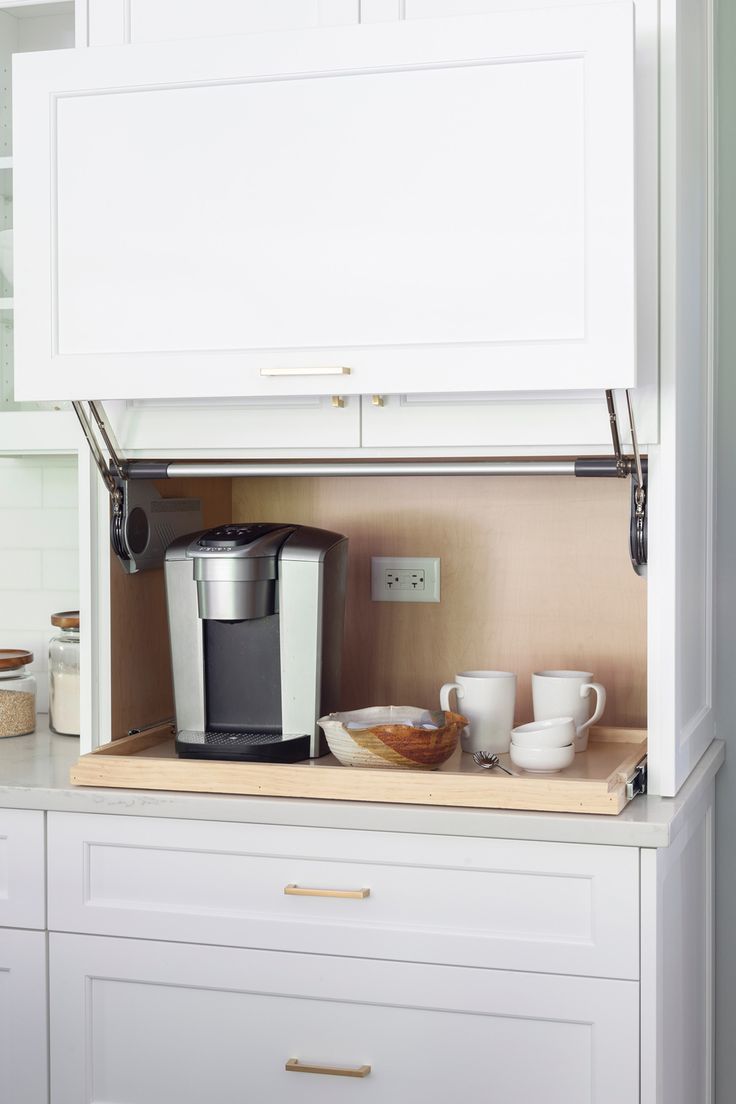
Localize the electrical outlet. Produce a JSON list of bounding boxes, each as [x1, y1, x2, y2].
[[371, 557, 440, 603]]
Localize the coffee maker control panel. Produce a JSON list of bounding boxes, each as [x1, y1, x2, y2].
[[189, 523, 296, 559], [197, 523, 286, 550]]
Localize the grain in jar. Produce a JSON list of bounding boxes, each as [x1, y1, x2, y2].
[[0, 650, 36, 737]]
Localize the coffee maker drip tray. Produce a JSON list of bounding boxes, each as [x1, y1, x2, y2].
[[175, 729, 311, 763]]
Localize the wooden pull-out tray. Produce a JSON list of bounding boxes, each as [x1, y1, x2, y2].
[[72, 726, 647, 815]]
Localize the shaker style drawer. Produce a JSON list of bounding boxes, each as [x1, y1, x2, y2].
[[0, 928, 48, 1104], [47, 812, 639, 979], [50, 933, 639, 1104], [0, 809, 45, 929]]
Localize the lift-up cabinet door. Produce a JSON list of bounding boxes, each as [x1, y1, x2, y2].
[[13, 6, 635, 403]]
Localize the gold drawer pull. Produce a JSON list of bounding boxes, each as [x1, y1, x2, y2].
[[286, 1059, 371, 1078], [284, 884, 370, 899]]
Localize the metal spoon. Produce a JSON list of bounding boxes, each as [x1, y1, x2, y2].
[[473, 750, 515, 776]]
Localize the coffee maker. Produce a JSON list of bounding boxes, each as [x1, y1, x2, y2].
[[164, 523, 348, 762]]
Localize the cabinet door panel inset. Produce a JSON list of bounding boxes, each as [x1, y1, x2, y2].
[[14, 8, 635, 400], [54, 59, 584, 355]]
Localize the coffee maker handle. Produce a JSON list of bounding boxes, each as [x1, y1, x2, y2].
[[440, 682, 463, 713], [578, 682, 606, 734]]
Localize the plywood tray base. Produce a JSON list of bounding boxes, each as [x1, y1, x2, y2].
[[71, 726, 647, 815]]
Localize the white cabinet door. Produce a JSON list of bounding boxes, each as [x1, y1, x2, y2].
[[104, 396, 360, 453], [85, 0, 359, 46], [360, 0, 658, 453], [0, 928, 47, 1104], [49, 933, 639, 1104], [0, 808, 45, 929], [361, 389, 659, 452], [14, 7, 635, 403]]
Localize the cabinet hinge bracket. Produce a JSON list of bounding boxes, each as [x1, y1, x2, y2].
[[72, 399, 126, 509], [72, 399, 201, 574], [606, 389, 647, 576]]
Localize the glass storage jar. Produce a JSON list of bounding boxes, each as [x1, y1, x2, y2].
[[0, 650, 36, 737], [49, 611, 80, 737]]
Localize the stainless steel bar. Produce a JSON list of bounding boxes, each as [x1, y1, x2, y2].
[[159, 460, 577, 478]]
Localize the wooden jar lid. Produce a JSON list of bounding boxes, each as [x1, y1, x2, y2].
[[0, 649, 33, 670], [51, 611, 80, 630]]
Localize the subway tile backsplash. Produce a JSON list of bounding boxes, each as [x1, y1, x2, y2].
[[0, 457, 79, 713]]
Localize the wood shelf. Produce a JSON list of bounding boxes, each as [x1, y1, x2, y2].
[[72, 726, 648, 816]]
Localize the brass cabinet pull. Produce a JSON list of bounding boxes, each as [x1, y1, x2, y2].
[[284, 884, 370, 899], [285, 1059, 371, 1078], [260, 366, 351, 376]]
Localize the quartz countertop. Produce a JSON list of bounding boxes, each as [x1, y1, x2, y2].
[[0, 720, 724, 849]]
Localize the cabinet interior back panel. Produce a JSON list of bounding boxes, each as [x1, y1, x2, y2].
[[55, 60, 584, 353], [232, 475, 647, 728], [110, 475, 646, 740]]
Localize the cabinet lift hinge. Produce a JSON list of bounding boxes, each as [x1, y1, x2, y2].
[[72, 400, 125, 511], [72, 393, 647, 575], [607, 389, 648, 576], [72, 400, 203, 574]]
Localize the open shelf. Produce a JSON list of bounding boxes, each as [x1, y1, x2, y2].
[[72, 726, 648, 816]]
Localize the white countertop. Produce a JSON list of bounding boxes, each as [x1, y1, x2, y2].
[[0, 720, 724, 848]]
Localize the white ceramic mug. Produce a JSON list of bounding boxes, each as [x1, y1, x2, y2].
[[531, 670, 606, 752], [440, 670, 516, 755]]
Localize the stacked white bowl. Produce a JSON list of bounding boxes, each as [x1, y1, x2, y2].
[[509, 717, 576, 773]]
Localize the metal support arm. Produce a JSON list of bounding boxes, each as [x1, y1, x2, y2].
[[73, 394, 648, 574]]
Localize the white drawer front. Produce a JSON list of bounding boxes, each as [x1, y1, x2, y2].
[[48, 812, 639, 979], [0, 809, 45, 929], [0, 929, 48, 1104], [50, 933, 639, 1104]]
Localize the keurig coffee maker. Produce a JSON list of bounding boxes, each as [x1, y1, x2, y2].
[[165, 523, 348, 762]]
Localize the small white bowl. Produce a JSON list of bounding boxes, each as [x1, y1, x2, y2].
[[511, 717, 576, 749], [509, 742, 575, 773]]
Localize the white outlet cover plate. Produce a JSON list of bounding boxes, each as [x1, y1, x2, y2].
[[371, 556, 441, 603]]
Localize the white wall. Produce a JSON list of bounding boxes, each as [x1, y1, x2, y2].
[[0, 455, 78, 713], [715, 0, 736, 1099]]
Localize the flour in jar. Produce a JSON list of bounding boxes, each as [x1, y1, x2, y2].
[[50, 671, 80, 736]]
